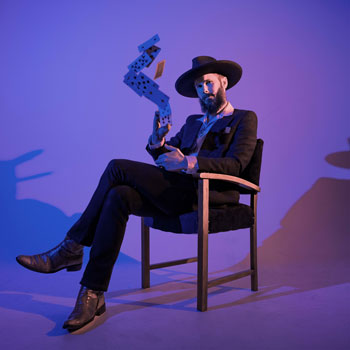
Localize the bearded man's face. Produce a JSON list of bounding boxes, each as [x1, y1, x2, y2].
[[194, 73, 228, 115]]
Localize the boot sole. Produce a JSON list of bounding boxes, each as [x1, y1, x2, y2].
[[64, 303, 106, 332], [66, 264, 83, 272]]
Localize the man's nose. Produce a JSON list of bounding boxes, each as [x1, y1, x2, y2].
[[203, 84, 209, 94]]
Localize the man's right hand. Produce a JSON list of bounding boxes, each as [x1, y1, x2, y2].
[[151, 111, 171, 145]]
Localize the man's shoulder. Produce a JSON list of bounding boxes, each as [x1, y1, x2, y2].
[[231, 109, 258, 123], [232, 108, 257, 116], [184, 114, 203, 124]]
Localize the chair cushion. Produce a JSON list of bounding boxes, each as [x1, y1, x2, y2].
[[144, 204, 254, 234]]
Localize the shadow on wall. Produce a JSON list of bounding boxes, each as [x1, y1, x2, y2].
[[223, 141, 350, 305], [0, 150, 176, 335], [0, 150, 81, 261]]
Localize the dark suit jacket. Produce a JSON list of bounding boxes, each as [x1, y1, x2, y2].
[[147, 108, 257, 205]]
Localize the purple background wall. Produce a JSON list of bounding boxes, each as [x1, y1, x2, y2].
[[1, 0, 349, 269]]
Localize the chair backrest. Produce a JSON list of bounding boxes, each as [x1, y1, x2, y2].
[[240, 138, 264, 186]]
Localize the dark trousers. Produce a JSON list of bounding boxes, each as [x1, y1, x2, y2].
[[67, 159, 197, 291]]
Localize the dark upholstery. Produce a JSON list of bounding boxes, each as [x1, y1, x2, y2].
[[144, 204, 254, 234]]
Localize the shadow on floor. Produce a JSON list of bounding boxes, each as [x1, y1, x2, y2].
[[211, 176, 350, 310]]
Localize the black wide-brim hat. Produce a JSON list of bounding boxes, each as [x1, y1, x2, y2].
[[175, 56, 242, 98]]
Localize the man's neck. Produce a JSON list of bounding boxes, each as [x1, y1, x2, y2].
[[206, 101, 234, 119], [208, 101, 229, 117]]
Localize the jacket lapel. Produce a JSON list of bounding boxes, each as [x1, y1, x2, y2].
[[183, 111, 237, 152], [184, 117, 202, 150]]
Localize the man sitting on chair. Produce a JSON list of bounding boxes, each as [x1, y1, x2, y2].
[[16, 56, 257, 332]]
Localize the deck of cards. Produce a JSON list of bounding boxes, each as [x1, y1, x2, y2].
[[123, 34, 172, 126]]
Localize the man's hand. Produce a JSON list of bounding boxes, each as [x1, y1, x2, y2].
[[151, 111, 171, 145], [155, 145, 188, 171]]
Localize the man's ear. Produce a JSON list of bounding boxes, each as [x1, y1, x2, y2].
[[221, 76, 228, 89]]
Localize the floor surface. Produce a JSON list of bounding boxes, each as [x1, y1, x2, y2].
[[1, 250, 349, 350]]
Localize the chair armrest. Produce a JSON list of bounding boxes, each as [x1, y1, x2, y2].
[[192, 172, 261, 192]]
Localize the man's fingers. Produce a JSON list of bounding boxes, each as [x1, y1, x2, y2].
[[164, 144, 177, 151], [159, 126, 168, 134], [156, 153, 171, 165], [158, 124, 171, 138], [164, 144, 184, 157], [153, 112, 160, 132], [156, 154, 166, 163], [162, 123, 171, 131]]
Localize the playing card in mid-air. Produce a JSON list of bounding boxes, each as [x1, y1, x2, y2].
[[138, 34, 160, 52], [136, 72, 160, 94], [143, 86, 169, 109], [123, 70, 143, 96], [127, 52, 152, 73], [124, 34, 172, 125], [145, 45, 161, 67], [134, 72, 169, 109], [154, 59, 166, 80]]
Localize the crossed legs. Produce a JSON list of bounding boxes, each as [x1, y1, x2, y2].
[[68, 159, 197, 291], [16, 158, 198, 331]]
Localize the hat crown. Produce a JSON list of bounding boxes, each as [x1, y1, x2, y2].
[[176, 56, 242, 97], [192, 56, 217, 69]]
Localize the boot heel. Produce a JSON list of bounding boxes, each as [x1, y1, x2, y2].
[[96, 303, 106, 316], [66, 264, 82, 272]]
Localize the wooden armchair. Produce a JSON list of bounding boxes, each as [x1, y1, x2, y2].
[[141, 139, 263, 311]]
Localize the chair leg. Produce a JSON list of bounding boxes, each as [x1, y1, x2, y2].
[[141, 218, 150, 289], [250, 194, 258, 291], [197, 179, 209, 311]]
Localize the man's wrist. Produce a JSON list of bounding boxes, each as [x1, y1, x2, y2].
[[181, 156, 188, 170], [149, 135, 165, 149], [185, 155, 198, 174], [151, 134, 164, 145]]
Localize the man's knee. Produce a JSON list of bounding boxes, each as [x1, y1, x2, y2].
[[106, 159, 128, 170], [105, 185, 146, 216], [106, 159, 143, 174], [105, 185, 138, 208]]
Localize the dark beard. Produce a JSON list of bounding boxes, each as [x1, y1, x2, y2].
[[199, 88, 227, 115]]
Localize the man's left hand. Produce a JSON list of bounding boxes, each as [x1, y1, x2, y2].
[[155, 145, 188, 171]]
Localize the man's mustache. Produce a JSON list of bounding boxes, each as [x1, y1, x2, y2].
[[203, 94, 215, 101]]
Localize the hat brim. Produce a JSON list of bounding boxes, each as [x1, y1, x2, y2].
[[175, 60, 242, 98]]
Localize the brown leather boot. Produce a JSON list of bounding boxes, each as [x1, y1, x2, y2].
[[16, 235, 83, 273], [63, 285, 106, 332]]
